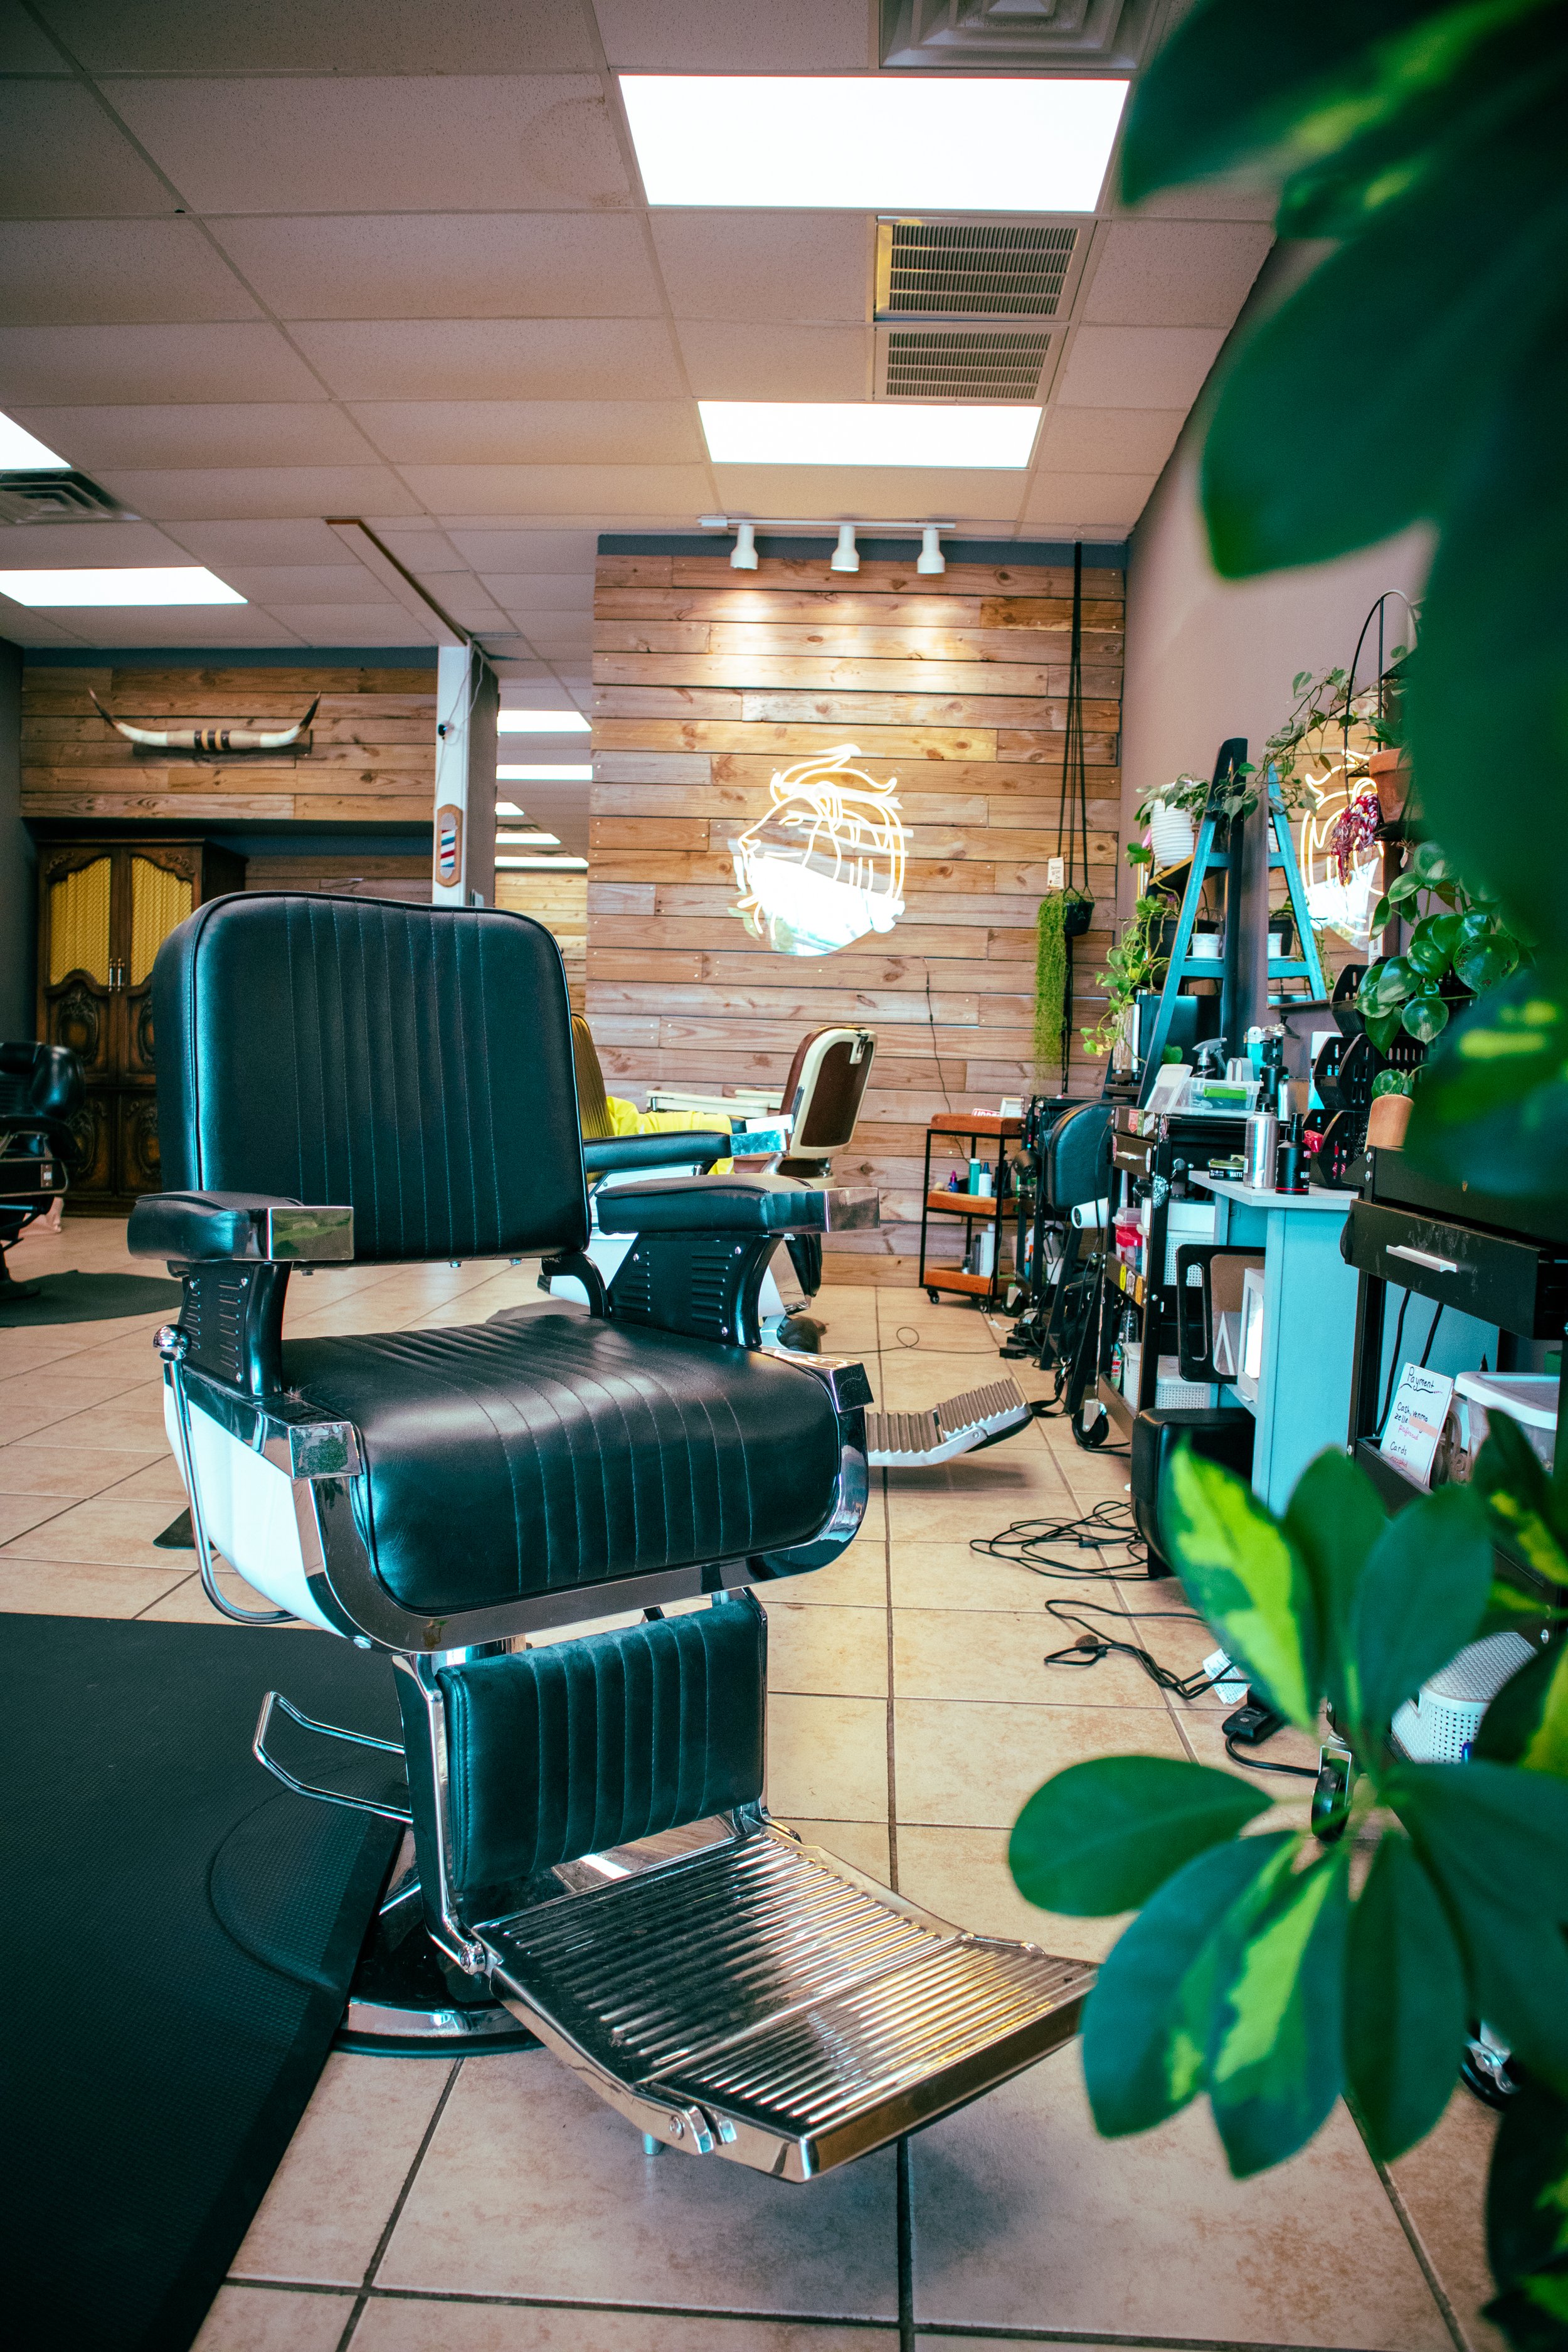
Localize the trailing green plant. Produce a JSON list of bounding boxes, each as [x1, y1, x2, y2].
[[1082, 888, 1171, 1059], [1034, 893, 1068, 1081], [1005, 4, 1568, 2340], [1357, 840, 1525, 1049]]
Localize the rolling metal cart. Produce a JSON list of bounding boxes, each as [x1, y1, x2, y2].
[[918, 1111, 1021, 1308]]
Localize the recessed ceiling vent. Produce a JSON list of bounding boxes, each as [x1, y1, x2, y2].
[[877, 220, 1079, 319], [0, 469, 139, 526], [882, 328, 1051, 401]]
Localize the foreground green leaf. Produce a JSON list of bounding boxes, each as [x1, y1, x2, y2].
[[1009, 1755, 1272, 1918], [1283, 1449, 1385, 1727], [1390, 1760, 1568, 2091], [1476, 1641, 1568, 1779], [1348, 1485, 1493, 1740], [1162, 1449, 1320, 1729], [1406, 964, 1568, 1197], [1486, 2081, 1568, 2349], [1472, 1413, 1568, 1589], [1083, 1832, 1298, 2138], [1345, 1832, 1467, 2159], [1208, 1843, 1352, 2178]]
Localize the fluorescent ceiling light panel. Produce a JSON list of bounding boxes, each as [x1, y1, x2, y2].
[[0, 566, 245, 607], [700, 401, 1039, 469], [497, 829, 561, 846], [497, 855, 588, 870], [496, 764, 593, 782], [497, 709, 590, 734], [496, 800, 525, 817], [621, 75, 1126, 210], [0, 411, 68, 469]]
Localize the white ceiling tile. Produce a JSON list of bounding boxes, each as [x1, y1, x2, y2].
[[1084, 221, 1273, 327], [94, 465, 425, 519], [0, 220, 260, 326], [1035, 407, 1187, 475], [215, 564, 405, 605], [48, 1, 599, 72], [166, 517, 373, 566], [1054, 325, 1226, 411], [1021, 472, 1157, 529], [0, 517, 196, 565], [26, 603, 305, 646], [396, 463, 713, 516], [708, 464, 1027, 522], [593, 0, 871, 69], [676, 320, 870, 401], [512, 623, 593, 652], [114, 77, 632, 214], [290, 318, 683, 403], [215, 213, 661, 322], [651, 213, 871, 324], [365, 529, 471, 573], [1119, 183, 1279, 223], [11, 402, 382, 470], [447, 529, 599, 570], [0, 611, 93, 645], [0, 83, 172, 216], [250, 603, 425, 645], [347, 400, 704, 467], [0, 9, 67, 68], [477, 574, 593, 609], [0, 324, 326, 405]]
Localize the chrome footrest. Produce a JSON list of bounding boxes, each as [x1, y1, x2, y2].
[[867, 1377, 1032, 1468], [483, 1820, 1093, 2179]]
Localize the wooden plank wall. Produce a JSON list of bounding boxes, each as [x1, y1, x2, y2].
[[495, 869, 588, 1010], [19, 665, 436, 827], [589, 549, 1124, 1258]]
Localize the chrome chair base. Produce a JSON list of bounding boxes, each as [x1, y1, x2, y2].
[[336, 1856, 539, 2058]]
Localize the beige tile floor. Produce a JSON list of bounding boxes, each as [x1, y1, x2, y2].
[[1, 1214, 1499, 2352]]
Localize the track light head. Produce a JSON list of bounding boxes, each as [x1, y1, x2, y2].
[[830, 522, 859, 575], [917, 524, 946, 576], [730, 520, 758, 571]]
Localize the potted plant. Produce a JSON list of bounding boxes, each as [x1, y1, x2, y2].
[[1355, 840, 1524, 1051], [1083, 887, 1173, 1059]]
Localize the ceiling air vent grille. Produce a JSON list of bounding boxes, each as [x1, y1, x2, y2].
[[0, 469, 139, 526], [883, 328, 1051, 401], [879, 220, 1079, 318]]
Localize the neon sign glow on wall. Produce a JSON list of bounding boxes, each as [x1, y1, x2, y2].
[[730, 743, 908, 957]]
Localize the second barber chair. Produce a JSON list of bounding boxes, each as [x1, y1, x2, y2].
[[130, 895, 1089, 2180]]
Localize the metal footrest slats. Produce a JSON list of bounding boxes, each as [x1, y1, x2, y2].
[[866, 1375, 1031, 1468], [484, 1820, 1093, 2178]]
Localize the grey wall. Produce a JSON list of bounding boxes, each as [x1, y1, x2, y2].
[[0, 637, 33, 1038]]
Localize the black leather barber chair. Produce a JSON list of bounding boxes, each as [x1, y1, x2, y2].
[[1008, 1101, 1112, 1382], [0, 1042, 83, 1298], [129, 896, 1089, 2180]]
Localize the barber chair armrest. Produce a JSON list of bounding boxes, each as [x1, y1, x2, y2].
[[129, 1190, 354, 1264], [596, 1173, 878, 1237], [583, 1130, 729, 1179]]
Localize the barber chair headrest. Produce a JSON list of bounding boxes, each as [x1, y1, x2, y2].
[[781, 1026, 876, 1155], [1040, 1102, 1113, 1210], [151, 893, 590, 1264]]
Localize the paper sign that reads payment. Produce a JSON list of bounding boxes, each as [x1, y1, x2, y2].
[[1383, 1363, 1456, 1488]]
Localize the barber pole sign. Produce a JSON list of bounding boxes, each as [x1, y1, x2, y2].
[[435, 803, 463, 887]]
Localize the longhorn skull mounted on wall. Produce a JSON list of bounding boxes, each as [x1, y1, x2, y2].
[[88, 689, 319, 753]]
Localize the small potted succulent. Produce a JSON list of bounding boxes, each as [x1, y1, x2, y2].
[[1355, 840, 1524, 1049]]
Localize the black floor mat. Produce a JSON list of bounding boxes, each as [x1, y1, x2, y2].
[[1, 1617, 401, 2352], [0, 1269, 184, 1325]]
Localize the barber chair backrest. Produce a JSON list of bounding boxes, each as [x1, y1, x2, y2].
[[0, 1041, 83, 1128], [781, 1026, 876, 1155], [1041, 1102, 1113, 1210], [152, 893, 590, 1263]]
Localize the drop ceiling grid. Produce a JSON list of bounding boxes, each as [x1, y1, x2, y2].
[[0, 0, 1273, 669]]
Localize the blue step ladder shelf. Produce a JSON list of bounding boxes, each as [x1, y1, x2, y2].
[[1136, 739, 1325, 1107]]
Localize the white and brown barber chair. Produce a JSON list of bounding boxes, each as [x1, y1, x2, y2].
[[129, 896, 1089, 2178]]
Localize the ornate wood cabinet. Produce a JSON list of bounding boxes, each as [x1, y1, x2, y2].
[[36, 839, 245, 1205]]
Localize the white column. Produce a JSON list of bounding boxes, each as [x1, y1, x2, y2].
[[430, 646, 499, 907]]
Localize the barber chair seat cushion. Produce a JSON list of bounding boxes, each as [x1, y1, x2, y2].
[[282, 1311, 840, 1613]]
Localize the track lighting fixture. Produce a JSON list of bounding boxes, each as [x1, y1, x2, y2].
[[830, 524, 859, 575], [729, 521, 758, 571], [917, 524, 946, 576]]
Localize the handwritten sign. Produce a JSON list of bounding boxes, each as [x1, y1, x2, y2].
[[1384, 1364, 1456, 1489]]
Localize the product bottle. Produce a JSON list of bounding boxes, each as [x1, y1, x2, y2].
[[1276, 1114, 1309, 1194], [1244, 1104, 1279, 1191]]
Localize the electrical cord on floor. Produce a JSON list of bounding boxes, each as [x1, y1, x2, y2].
[[1042, 1596, 1217, 1700], [972, 1498, 1148, 1579], [1224, 1735, 1318, 1777]]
